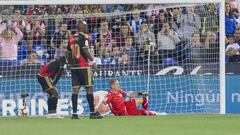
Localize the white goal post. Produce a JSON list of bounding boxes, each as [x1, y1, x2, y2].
[[0, 0, 225, 116]]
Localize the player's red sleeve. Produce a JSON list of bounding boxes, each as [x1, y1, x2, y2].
[[119, 89, 127, 97], [103, 93, 112, 105]]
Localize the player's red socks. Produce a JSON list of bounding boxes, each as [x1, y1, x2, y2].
[[142, 97, 148, 110]]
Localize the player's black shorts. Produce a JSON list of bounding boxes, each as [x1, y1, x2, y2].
[[36, 74, 55, 92], [71, 67, 93, 87]]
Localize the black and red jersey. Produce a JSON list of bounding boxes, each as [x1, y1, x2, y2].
[[39, 57, 65, 78], [69, 32, 90, 68]]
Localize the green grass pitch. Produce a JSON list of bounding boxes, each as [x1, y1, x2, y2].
[[1, 115, 240, 135]]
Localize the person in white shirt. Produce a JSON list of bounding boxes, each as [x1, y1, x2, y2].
[[157, 22, 180, 64], [226, 34, 240, 62]]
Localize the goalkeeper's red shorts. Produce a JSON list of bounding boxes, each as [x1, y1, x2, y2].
[[124, 100, 146, 115]]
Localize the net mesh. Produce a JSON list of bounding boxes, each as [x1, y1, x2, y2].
[[0, 3, 220, 116]]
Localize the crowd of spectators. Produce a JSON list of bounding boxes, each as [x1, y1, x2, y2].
[[0, 1, 237, 66]]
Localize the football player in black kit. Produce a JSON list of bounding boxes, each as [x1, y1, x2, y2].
[[36, 56, 68, 118], [68, 20, 103, 119]]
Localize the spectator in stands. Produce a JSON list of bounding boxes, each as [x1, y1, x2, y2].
[[111, 46, 122, 64], [20, 52, 44, 65], [31, 18, 46, 45], [200, 4, 219, 34], [179, 6, 201, 41], [11, 10, 28, 61], [135, 20, 158, 63], [51, 22, 70, 59], [123, 36, 137, 64], [103, 4, 124, 13], [204, 31, 219, 63], [235, 26, 240, 45], [146, 4, 163, 22], [157, 22, 180, 63], [90, 26, 98, 47], [65, 14, 77, 34], [87, 5, 102, 32], [45, 19, 55, 59], [89, 46, 101, 65], [225, 2, 238, 35], [12, 9, 26, 30], [153, 9, 168, 38], [187, 32, 205, 64], [97, 21, 112, 48], [110, 9, 126, 37], [115, 23, 133, 47], [226, 34, 240, 62], [128, 8, 145, 34], [0, 21, 23, 66], [96, 21, 112, 58], [50, 15, 64, 58], [24, 17, 33, 53], [25, 5, 38, 17], [135, 21, 156, 52], [44, 5, 57, 15], [170, 7, 183, 38], [226, 0, 240, 18], [121, 53, 130, 65], [25, 16, 46, 55], [101, 50, 113, 65]]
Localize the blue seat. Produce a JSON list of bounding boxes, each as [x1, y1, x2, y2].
[[0, 60, 20, 66], [17, 44, 27, 61], [163, 57, 178, 64], [225, 56, 230, 63]]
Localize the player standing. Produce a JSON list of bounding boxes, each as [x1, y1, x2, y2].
[[68, 20, 103, 119], [36, 56, 68, 118]]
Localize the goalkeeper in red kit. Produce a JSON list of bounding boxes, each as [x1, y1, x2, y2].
[[36, 56, 69, 118], [96, 79, 158, 116]]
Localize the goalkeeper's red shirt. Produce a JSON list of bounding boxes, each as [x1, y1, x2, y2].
[[103, 89, 127, 116]]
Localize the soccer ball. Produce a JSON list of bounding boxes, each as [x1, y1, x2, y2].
[[19, 106, 28, 116]]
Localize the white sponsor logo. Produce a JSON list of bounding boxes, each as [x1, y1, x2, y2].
[[167, 91, 220, 107], [1, 99, 84, 116], [155, 66, 209, 75], [0, 91, 110, 116], [232, 92, 240, 103]]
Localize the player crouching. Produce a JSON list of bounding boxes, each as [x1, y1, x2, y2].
[[36, 56, 69, 118], [96, 79, 164, 116]]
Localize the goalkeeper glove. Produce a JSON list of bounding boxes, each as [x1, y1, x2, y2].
[[138, 92, 150, 96]]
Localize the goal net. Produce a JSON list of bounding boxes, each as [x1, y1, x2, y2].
[[0, 2, 223, 116]]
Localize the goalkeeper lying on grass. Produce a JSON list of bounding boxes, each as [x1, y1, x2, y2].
[[96, 79, 164, 116]]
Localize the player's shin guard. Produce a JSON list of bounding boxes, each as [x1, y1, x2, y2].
[[142, 97, 148, 110], [86, 93, 94, 112], [72, 94, 78, 113]]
